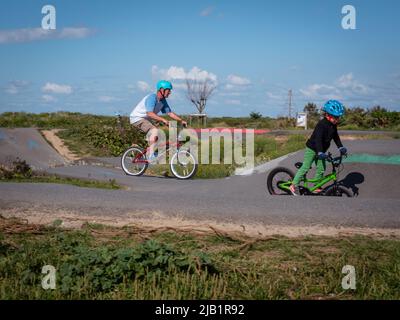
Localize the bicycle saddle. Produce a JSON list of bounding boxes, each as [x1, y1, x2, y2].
[[295, 162, 303, 169]]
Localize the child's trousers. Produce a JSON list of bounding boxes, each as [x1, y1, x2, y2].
[[292, 147, 326, 186]]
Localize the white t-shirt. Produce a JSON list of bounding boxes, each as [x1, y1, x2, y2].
[[130, 93, 171, 124]]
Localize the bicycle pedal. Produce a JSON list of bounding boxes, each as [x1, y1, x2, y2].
[[298, 187, 312, 195]]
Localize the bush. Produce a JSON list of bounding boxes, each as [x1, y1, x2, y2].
[[249, 111, 262, 120], [14, 236, 216, 294], [0, 158, 32, 179], [57, 115, 146, 157]]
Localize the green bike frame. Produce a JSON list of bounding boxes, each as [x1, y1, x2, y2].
[[278, 172, 337, 193], [278, 153, 344, 194]]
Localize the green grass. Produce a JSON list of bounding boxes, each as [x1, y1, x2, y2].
[[0, 174, 121, 190], [1, 217, 399, 300], [56, 129, 106, 157], [254, 134, 306, 164], [2, 111, 400, 131], [0, 112, 116, 129]]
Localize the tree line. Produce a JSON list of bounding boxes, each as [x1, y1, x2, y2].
[[303, 103, 400, 130]]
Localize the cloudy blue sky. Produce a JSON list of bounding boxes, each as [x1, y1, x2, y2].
[[0, 0, 399, 117]]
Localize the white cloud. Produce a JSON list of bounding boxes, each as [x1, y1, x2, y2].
[[219, 91, 244, 97], [266, 91, 281, 100], [170, 82, 187, 90], [200, 6, 215, 17], [6, 87, 18, 94], [226, 74, 251, 86], [225, 74, 251, 91], [300, 84, 341, 100], [289, 66, 301, 72], [297, 73, 380, 108], [335, 73, 370, 94], [336, 73, 354, 88], [300, 73, 373, 103], [0, 27, 93, 44], [225, 99, 241, 105], [42, 95, 57, 102], [98, 96, 120, 103], [137, 80, 151, 92], [58, 28, 93, 39], [151, 65, 217, 83], [42, 82, 72, 94], [5, 80, 29, 94]]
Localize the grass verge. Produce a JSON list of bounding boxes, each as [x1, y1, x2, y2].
[[1, 216, 399, 299], [1, 159, 121, 190], [0, 174, 121, 190]]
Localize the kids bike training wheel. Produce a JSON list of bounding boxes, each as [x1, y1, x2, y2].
[[267, 167, 295, 195], [170, 150, 198, 180], [324, 185, 353, 197], [121, 147, 148, 176]]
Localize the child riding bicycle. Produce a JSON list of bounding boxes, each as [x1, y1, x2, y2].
[[289, 100, 348, 196], [129, 80, 187, 159]]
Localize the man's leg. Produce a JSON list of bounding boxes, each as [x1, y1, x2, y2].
[[132, 119, 157, 146], [147, 127, 159, 155]]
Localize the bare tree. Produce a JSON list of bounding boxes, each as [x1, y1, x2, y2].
[[185, 79, 216, 114]]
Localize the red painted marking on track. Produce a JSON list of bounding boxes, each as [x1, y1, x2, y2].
[[192, 128, 270, 135]]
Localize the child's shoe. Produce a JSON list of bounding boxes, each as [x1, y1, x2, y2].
[[289, 184, 300, 196]]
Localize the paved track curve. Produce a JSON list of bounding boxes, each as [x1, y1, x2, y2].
[[1, 128, 399, 229]]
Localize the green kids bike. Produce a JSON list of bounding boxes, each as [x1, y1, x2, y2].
[[266, 152, 353, 197]]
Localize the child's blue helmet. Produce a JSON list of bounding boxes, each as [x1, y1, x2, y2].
[[323, 100, 345, 117], [156, 80, 173, 91]]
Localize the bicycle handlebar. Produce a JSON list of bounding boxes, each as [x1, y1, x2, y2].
[[326, 152, 346, 166]]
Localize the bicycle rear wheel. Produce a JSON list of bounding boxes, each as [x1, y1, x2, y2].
[[324, 185, 353, 197], [121, 147, 148, 176], [267, 167, 295, 195], [170, 150, 197, 179]]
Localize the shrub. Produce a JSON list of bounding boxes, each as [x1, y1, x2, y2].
[[16, 237, 216, 294], [249, 111, 262, 120], [0, 158, 32, 179]]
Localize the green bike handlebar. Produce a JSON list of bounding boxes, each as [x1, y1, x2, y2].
[[326, 152, 347, 166]]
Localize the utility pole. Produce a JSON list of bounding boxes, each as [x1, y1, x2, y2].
[[288, 89, 292, 119]]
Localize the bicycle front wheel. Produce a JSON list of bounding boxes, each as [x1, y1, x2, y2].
[[170, 150, 197, 179], [121, 147, 148, 176]]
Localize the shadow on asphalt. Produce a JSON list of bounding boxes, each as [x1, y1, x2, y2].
[[339, 172, 365, 197]]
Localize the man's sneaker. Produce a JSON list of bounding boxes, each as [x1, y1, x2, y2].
[[147, 152, 158, 162], [289, 184, 300, 196], [160, 170, 169, 177]]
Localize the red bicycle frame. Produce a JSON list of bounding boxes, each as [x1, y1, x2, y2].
[[132, 140, 184, 164]]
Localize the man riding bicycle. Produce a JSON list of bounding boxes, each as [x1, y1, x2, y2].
[[129, 80, 187, 157]]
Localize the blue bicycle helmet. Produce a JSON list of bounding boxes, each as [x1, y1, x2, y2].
[[156, 80, 173, 91], [323, 100, 345, 117]]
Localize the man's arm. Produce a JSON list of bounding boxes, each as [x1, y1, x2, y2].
[[167, 112, 187, 127], [146, 111, 169, 125]]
